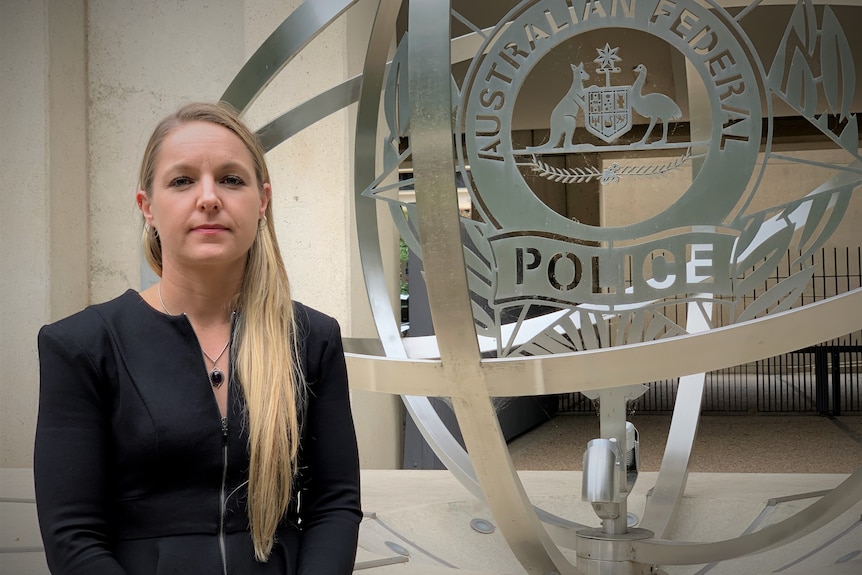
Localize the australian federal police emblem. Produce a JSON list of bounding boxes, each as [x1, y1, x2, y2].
[[226, 0, 862, 571], [364, 0, 860, 356]]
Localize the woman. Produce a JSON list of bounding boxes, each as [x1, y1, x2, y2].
[[34, 102, 362, 574]]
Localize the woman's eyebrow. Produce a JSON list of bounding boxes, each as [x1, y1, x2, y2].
[[217, 161, 253, 174], [160, 160, 252, 173]]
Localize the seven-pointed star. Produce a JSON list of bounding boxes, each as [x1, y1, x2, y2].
[[594, 43, 621, 70]]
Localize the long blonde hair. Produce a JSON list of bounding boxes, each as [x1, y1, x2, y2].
[[139, 102, 303, 561]]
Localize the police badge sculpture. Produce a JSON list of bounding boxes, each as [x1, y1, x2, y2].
[[223, 0, 862, 573]]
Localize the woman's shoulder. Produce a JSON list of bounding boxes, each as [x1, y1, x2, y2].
[[292, 302, 344, 379], [292, 301, 340, 341], [39, 290, 146, 344]]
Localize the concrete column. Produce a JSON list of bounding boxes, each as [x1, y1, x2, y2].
[[0, 0, 88, 467]]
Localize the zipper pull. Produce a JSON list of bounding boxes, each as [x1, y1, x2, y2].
[[221, 417, 229, 445]]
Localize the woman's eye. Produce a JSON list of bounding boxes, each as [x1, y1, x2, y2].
[[169, 176, 193, 187], [223, 175, 245, 186]]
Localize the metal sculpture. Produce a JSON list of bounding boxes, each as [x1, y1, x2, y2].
[[222, 1, 862, 573]]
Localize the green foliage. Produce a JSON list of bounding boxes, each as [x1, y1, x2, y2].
[[400, 238, 409, 295], [400, 237, 409, 263]]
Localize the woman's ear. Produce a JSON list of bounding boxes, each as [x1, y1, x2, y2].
[[260, 183, 272, 219], [137, 190, 155, 227]]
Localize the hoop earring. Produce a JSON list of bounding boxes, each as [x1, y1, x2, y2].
[[258, 216, 267, 230], [145, 223, 159, 238]]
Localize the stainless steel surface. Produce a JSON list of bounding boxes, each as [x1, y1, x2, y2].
[[256, 76, 363, 152], [636, 51, 716, 537], [639, 300, 713, 537], [577, 528, 655, 561], [353, 0, 493, 510], [221, 0, 359, 110], [353, 0, 404, 360], [408, 3, 573, 572], [582, 439, 623, 505], [632, 466, 862, 566], [596, 390, 631, 534], [345, 286, 862, 397], [576, 529, 657, 575], [637, 371, 703, 537], [234, 26, 508, 155]]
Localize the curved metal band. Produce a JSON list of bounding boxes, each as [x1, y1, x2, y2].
[[353, 0, 404, 358], [346, 287, 862, 396], [408, 3, 577, 573], [235, 27, 489, 148], [638, 370, 705, 537], [256, 76, 362, 152], [633, 466, 862, 565], [221, 0, 359, 110], [344, 0, 498, 522]]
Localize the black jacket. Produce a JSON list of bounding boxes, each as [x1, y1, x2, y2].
[[34, 290, 361, 574]]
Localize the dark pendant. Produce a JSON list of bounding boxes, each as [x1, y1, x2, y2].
[[210, 367, 224, 388]]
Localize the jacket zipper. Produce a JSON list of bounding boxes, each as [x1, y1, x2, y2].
[[219, 416, 229, 575]]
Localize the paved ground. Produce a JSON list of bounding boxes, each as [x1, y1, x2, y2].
[[509, 413, 862, 473], [4, 415, 862, 574]]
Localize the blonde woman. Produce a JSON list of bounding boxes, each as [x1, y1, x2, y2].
[[34, 102, 361, 574]]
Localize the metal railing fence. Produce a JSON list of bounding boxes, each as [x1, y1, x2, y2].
[[558, 247, 862, 415]]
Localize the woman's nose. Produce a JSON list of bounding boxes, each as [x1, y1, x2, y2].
[[198, 177, 221, 210]]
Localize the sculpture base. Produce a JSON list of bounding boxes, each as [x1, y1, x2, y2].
[[355, 470, 860, 575], [575, 527, 658, 575]]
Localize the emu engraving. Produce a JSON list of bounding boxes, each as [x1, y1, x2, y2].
[[631, 64, 682, 144]]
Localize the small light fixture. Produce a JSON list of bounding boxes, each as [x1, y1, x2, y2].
[[470, 518, 496, 534], [385, 541, 410, 556]]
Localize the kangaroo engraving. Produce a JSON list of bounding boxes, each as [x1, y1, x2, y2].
[[546, 63, 590, 149], [631, 64, 682, 144]]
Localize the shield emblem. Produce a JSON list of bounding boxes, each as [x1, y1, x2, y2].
[[586, 85, 632, 143]]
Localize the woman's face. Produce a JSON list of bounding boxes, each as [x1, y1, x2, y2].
[[137, 121, 270, 274]]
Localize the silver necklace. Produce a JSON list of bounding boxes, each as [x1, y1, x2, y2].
[[199, 340, 230, 388], [158, 282, 230, 388]]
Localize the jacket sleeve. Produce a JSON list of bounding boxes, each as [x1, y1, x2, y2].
[[296, 317, 362, 575], [34, 322, 127, 575]]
